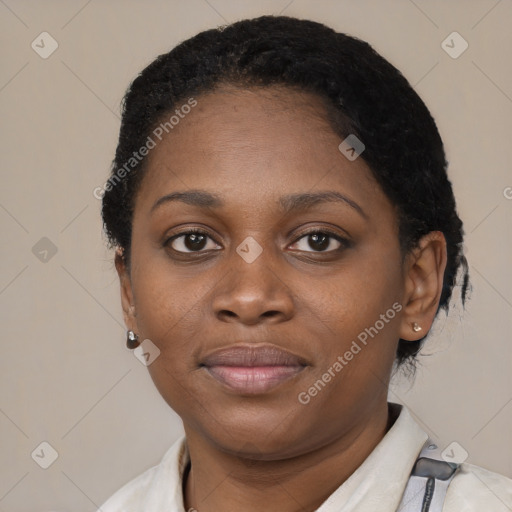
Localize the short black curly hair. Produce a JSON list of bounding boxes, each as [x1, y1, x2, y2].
[[101, 15, 469, 370]]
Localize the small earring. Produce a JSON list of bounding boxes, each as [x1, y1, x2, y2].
[[126, 330, 140, 349], [412, 322, 422, 333]]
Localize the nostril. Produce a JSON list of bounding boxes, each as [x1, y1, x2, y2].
[[220, 310, 237, 318]]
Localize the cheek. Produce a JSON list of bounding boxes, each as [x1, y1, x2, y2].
[[130, 258, 207, 412], [294, 274, 401, 419], [293, 247, 404, 384], [129, 252, 206, 360], [308, 250, 402, 331]]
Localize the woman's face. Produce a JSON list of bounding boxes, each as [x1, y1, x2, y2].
[[119, 86, 412, 459]]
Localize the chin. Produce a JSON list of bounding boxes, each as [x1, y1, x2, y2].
[[197, 405, 309, 459]]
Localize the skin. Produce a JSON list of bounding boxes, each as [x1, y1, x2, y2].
[[116, 85, 447, 511]]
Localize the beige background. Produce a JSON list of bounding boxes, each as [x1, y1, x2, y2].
[[0, 0, 511, 510]]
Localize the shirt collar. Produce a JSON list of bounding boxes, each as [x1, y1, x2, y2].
[[316, 402, 428, 511], [143, 402, 427, 511]]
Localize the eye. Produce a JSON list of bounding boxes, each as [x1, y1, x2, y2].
[[289, 230, 348, 253], [166, 229, 221, 253]]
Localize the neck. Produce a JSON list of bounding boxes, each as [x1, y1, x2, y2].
[[183, 401, 394, 512]]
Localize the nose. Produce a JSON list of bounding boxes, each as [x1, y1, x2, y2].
[[212, 246, 295, 325]]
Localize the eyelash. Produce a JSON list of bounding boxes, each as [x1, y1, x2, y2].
[[164, 227, 350, 255]]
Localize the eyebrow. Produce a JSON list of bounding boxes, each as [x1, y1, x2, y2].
[[150, 189, 367, 219]]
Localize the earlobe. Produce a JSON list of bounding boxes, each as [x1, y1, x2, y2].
[[399, 231, 447, 341]]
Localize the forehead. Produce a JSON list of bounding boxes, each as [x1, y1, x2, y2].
[[161, 85, 341, 157], [135, 85, 384, 214]]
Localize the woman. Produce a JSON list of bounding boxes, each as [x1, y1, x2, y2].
[[99, 15, 511, 512]]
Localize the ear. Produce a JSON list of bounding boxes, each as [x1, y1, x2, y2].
[[399, 231, 447, 341], [115, 249, 137, 332]]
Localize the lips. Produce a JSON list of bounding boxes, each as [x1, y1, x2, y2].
[[201, 345, 307, 394]]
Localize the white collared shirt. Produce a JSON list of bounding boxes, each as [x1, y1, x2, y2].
[[99, 403, 512, 511]]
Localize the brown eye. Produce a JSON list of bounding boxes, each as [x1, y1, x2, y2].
[[290, 231, 347, 253], [167, 230, 221, 253]]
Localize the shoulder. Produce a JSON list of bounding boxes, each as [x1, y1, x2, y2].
[[98, 436, 188, 511], [444, 462, 512, 511], [99, 463, 160, 511]]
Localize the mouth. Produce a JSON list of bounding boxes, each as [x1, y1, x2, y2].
[[200, 345, 307, 394]]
